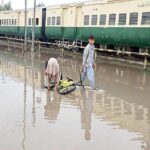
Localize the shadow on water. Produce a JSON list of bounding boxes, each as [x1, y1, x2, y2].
[[0, 49, 150, 150]]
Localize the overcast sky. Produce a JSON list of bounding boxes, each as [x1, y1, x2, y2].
[[3, 0, 86, 10]]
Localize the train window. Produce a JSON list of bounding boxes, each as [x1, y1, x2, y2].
[[2, 19, 3, 25], [91, 15, 97, 25], [99, 14, 106, 25], [84, 15, 89, 25], [0, 20, 1, 26], [4, 19, 6, 25], [142, 12, 150, 25], [28, 18, 32, 25], [36, 18, 39, 25], [12, 19, 14, 25], [56, 16, 61, 25], [31, 18, 33, 25], [109, 14, 116, 25], [52, 17, 55, 25], [14, 19, 17, 26], [47, 17, 51, 25], [118, 13, 126, 25], [129, 13, 138, 25], [9, 19, 11, 25]]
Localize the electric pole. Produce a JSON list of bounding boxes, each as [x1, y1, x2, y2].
[[24, 0, 27, 51], [31, 0, 36, 52]]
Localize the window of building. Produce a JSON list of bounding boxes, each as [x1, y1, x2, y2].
[[129, 13, 138, 25], [99, 14, 106, 25], [142, 12, 150, 25], [109, 14, 116, 25], [91, 15, 97, 25], [47, 17, 51, 25], [118, 13, 126, 25], [36, 18, 39, 25], [56, 16, 61, 25], [84, 15, 89, 25], [52, 17, 55, 25]]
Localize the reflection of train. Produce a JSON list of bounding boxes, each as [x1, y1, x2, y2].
[[0, 0, 150, 51], [0, 52, 44, 88]]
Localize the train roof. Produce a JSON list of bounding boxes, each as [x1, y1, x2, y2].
[[46, 0, 136, 8], [84, 0, 136, 5], [0, 7, 43, 14], [0, 0, 141, 13]]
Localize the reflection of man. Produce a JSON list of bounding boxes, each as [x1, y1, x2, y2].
[[44, 91, 61, 122], [80, 89, 94, 140], [141, 122, 150, 150], [141, 142, 150, 150]]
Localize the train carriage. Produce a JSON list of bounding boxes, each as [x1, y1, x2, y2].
[[45, 0, 150, 50], [0, 10, 19, 36], [0, 0, 150, 52], [45, 3, 83, 41], [80, 0, 150, 50], [45, 6, 63, 40], [61, 4, 82, 41], [18, 8, 43, 39]]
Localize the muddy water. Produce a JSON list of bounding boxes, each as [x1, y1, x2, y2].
[[0, 49, 150, 150]]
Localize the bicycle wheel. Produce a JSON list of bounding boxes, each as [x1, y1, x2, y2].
[[58, 85, 76, 95], [44, 81, 55, 89]]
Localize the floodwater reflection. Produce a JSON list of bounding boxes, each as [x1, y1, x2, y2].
[[0, 50, 150, 150], [44, 91, 61, 122], [80, 90, 94, 141]]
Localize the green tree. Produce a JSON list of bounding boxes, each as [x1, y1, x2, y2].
[[37, 3, 45, 7], [0, 1, 12, 11]]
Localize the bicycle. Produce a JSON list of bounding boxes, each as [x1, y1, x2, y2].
[[57, 76, 84, 95]]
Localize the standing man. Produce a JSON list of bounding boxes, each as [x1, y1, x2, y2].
[[81, 35, 96, 90]]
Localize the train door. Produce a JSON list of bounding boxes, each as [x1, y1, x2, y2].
[[62, 8, 68, 27], [75, 6, 82, 39], [62, 8, 68, 39], [41, 8, 46, 40], [76, 6, 82, 27]]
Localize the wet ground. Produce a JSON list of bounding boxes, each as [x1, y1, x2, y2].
[[0, 49, 150, 150]]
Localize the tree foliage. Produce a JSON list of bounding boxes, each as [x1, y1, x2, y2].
[[0, 1, 12, 11], [37, 3, 45, 7]]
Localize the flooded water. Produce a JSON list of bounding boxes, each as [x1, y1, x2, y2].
[[0, 49, 150, 150]]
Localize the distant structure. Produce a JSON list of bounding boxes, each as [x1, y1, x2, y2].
[[0, 0, 4, 6]]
